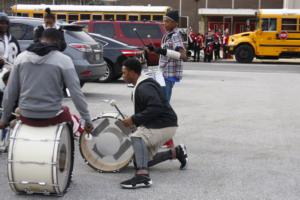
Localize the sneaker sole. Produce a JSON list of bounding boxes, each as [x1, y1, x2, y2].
[[121, 181, 153, 189]]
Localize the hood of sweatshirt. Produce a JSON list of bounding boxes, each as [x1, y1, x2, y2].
[[26, 42, 60, 64]]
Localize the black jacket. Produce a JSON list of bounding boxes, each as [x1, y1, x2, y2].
[[33, 25, 67, 51], [132, 78, 178, 129]]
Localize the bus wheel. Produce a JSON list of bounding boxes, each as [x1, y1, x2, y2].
[[235, 45, 254, 63]]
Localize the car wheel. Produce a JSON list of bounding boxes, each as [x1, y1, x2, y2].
[[98, 62, 114, 83], [235, 45, 254, 63]]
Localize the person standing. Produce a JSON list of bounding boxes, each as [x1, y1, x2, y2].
[[120, 58, 188, 189], [147, 10, 187, 103], [33, 8, 66, 51], [0, 13, 20, 68], [222, 28, 230, 59], [0, 12, 20, 111], [194, 33, 204, 62]]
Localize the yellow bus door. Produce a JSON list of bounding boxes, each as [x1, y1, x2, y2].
[[256, 18, 279, 57]]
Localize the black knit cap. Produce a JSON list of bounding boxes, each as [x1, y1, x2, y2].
[[165, 10, 179, 23], [0, 12, 9, 24]]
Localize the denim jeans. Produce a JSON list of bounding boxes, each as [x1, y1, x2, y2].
[[163, 79, 175, 102]]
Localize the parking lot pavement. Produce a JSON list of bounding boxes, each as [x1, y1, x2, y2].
[[1, 62, 300, 200]]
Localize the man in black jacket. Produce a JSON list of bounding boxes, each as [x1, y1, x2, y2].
[[120, 58, 188, 189]]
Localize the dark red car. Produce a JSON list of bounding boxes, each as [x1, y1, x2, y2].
[[75, 20, 166, 66]]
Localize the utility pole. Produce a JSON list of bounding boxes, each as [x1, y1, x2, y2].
[[179, 0, 182, 16]]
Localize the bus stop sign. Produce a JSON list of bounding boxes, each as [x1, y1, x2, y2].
[[279, 31, 288, 40]]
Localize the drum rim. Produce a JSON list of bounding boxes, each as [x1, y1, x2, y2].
[[79, 115, 133, 172]]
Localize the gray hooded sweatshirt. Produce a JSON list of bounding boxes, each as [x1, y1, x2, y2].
[[1, 49, 91, 124]]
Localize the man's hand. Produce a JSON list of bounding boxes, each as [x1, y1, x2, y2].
[[122, 117, 134, 128], [145, 45, 167, 56], [146, 44, 155, 52], [0, 120, 6, 129], [84, 122, 94, 133]]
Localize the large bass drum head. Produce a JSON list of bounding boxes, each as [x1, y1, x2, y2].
[[79, 115, 133, 172], [56, 124, 74, 194]]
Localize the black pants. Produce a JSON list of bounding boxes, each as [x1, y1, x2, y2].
[[194, 46, 201, 62]]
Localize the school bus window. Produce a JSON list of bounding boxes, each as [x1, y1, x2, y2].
[[69, 14, 79, 23], [141, 15, 151, 21], [22, 13, 29, 17], [92, 15, 102, 21], [261, 18, 276, 31], [16, 13, 22, 16], [116, 15, 126, 21], [282, 18, 297, 31], [104, 14, 114, 21], [153, 15, 163, 21], [80, 14, 91, 21], [129, 15, 138, 21], [33, 13, 43, 18], [57, 14, 66, 21]]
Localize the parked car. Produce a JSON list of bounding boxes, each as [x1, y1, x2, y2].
[[74, 20, 166, 66], [89, 33, 145, 82], [8, 17, 107, 87]]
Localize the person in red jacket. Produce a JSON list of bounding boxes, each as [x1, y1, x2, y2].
[[193, 33, 204, 62]]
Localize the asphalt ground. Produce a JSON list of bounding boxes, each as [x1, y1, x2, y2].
[[1, 61, 300, 200]]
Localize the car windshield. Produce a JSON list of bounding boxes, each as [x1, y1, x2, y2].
[[120, 23, 163, 39]]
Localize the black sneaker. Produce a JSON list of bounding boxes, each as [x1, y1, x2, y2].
[[176, 144, 188, 170], [120, 174, 152, 189]]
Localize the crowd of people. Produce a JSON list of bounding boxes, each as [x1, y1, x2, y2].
[[187, 27, 231, 62]]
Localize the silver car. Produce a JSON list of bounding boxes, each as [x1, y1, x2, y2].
[[9, 17, 107, 87]]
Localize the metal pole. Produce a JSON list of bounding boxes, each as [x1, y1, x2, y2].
[[179, 0, 182, 16]]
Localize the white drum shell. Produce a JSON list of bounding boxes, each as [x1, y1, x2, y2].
[[8, 122, 72, 195]]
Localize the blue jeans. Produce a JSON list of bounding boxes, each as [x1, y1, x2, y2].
[[163, 79, 175, 102]]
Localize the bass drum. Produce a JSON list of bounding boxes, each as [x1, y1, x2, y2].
[[7, 121, 74, 196], [79, 113, 134, 172]]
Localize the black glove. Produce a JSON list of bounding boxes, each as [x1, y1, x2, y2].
[[147, 45, 167, 56]]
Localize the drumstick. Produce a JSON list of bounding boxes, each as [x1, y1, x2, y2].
[[147, 34, 155, 46], [133, 28, 147, 47], [109, 100, 125, 119]]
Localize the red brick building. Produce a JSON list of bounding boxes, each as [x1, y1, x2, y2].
[[121, 0, 284, 34]]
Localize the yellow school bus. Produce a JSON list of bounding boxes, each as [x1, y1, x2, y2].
[[229, 9, 300, 63], [11, 4, 170, 23]]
